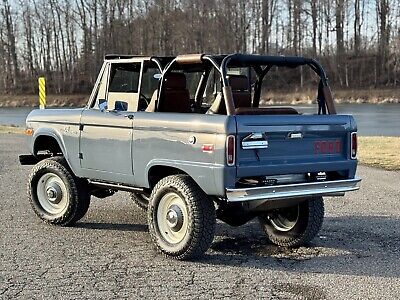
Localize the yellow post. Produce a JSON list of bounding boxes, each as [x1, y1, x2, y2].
[[38, 77, 46, 109]]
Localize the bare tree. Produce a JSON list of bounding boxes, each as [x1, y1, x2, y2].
[[1, 0, 19, 88], [0, 0, 398, 95]]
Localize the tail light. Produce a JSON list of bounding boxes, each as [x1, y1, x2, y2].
[[226, 135, 236, 166], [351, 132, 357, 159]]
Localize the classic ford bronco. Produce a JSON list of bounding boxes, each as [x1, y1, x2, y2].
[[20, 53, 360, 259]]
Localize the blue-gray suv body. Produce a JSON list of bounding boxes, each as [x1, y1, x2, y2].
[[20, 53, 360, 260]]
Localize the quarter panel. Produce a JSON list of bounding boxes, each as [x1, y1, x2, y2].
[[132, 112, 235, 195]]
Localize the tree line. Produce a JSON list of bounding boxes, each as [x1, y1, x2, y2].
[[0, 0, 399, 95]]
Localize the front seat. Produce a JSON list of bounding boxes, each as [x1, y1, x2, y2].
[[158, 73, 191, 113]]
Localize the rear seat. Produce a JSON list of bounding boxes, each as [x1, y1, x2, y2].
[[207, 75, 252, 114]]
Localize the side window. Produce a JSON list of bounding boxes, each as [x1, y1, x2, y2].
[[202, 69, 221, 107], [140, 66, 161, 99], [185, 72, 202, 100], [108, 63, 141, 111], [138, 64, 161, 111], [109, 64, 140, 92]]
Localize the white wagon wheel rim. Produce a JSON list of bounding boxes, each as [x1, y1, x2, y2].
[[36, 173, 69, 215], [156, 192, 189, 244]]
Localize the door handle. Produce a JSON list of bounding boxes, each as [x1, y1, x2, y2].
[[125, 114, 134, 120]]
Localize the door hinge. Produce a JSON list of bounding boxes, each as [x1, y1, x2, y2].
[[79, 153, 83, 159], [79, 124, 84, 131]]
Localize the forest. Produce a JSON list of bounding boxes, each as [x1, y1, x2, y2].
[[0, 0, 399, 97]]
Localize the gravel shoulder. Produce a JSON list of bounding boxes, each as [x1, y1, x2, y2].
[[1, 134, 399, 299]]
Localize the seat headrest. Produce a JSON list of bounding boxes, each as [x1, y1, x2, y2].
[[164, 73, 187, 90], [228, 75, 249, 91]]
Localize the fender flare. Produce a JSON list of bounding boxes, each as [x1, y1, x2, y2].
[[144, 159, 219, 195], [32, 127, 68, 161]]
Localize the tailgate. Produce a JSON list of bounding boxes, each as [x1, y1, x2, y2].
[[235, 114, 357, 178]]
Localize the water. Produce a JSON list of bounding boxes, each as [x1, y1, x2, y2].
[[0, 104, 399, 136], [296, 103, 400, 136], [0, 107, 33, 127]]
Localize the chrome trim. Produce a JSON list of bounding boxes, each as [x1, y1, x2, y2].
[[89, 180, 143, 192], [288, 132, 303, 139], [242, 132, 269, 149], [226, 177, 361, 202], [242, 140, 268, 149], [351, 132, 357, 159]]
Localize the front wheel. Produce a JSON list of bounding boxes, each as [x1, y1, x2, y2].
[[148, 175, 216, 260], [258, 197, 324, 247], [28, 157, 90, 226]]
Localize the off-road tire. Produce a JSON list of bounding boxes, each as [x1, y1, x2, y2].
[[258, 197, 324, 247], [50, 157, 90, 222], [148, 175, 216, 260], [28, 157, 90, 226], [130, 192, 149, 211]]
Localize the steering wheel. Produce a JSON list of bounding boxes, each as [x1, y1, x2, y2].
[[139, 92, 150, 106]]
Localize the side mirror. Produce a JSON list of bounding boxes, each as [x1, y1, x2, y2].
[[153, 73, 162, 80], [114, 100, 128, 112], [98, 99, 108, 112]]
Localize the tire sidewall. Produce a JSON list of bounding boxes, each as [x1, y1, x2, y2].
[[29, 160, 78, 224], [149, 185, 195, 255]]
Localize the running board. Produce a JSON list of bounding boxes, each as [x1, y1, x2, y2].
[[89, 180, 144, 192]]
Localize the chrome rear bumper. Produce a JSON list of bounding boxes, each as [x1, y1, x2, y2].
[[226, 177, 361, 202]]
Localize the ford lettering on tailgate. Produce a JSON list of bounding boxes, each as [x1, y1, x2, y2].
[[314, 140, 341, 154]]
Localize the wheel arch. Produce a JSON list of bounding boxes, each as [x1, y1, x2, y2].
[[144, 160, 220, 195], [33, 134, 64, 156], [147, 165, 189, 189]]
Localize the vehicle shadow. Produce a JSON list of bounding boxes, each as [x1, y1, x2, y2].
[[202, 215, 400, 279], [75, 222, 148, 232]]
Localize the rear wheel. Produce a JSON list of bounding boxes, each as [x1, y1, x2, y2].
[[28, 157, 90, 226], [130, 192, 149, 211], [258, 197, 324, 247], [148, 175, 216, 260]]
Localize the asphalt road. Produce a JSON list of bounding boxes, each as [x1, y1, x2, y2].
[[1, 134, 399, 299]]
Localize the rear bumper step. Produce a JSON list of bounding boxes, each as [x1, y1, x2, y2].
[[226, 177, 361, 202]]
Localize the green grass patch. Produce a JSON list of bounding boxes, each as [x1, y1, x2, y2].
[[358, 137, 400, 171]]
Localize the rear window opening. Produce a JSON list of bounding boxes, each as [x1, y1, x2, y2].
[[258, 66, 323, 115], [201, 65, 324, 116]]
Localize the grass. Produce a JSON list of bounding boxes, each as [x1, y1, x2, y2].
[[358, 137, 400, 171], [260, 88, 400, 105], [0, 94, 88, 108], [0, 125, 24, 134]]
